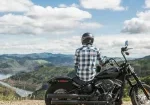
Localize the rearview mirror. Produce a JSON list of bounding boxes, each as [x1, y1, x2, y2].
[[125, 40, 128, 47], [125, 52, 130, 55]]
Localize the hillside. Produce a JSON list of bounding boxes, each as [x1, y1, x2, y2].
[[130, 57, 150, 76], [0, 57, 51, 74], [143, 55, 150, 59], [0, 53, 73, 74], [3, 65, 74, 91], [0, 53, 74, 66]]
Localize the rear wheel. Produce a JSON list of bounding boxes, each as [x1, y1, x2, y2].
[[45, 83, 76, 105], [131, 84, 150, 105]]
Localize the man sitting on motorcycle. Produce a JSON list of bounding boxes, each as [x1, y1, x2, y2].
[[74, 32, 103, 82]]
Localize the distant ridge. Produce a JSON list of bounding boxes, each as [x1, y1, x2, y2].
[[143, 55, 150, 59], [0, 52, 73, 59], [0, 53, 74, 75], [0, 52, 74, 65]]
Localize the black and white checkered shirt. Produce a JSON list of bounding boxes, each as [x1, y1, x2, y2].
[[74, 44, 102, 81]]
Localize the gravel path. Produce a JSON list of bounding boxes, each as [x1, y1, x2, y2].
[[0, 100, 132, 105]]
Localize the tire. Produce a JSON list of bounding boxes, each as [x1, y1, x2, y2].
[[45, 83, 76, 105], [130, 84, 150, 105]]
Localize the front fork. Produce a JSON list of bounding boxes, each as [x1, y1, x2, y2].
[[127, 73, 150, 100]]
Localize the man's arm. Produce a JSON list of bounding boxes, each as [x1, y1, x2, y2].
[[74, 49, 79, 71], [97, 49, 103, 66]]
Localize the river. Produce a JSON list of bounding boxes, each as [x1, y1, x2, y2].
[[0, 74, 12, 80], [0, 74, 33, 97]]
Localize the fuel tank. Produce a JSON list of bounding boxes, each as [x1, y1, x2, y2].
[[95, 67, 120, 79]]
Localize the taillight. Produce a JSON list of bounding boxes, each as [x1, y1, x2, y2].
[[58, 80, 68, 83]]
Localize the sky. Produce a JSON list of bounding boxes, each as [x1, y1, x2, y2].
[[0, 0, 150, 58]]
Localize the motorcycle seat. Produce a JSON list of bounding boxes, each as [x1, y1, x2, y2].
[[72, 76, 89, 86]]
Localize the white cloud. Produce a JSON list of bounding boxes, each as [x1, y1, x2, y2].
[[80, 22, 102, 29], [0, 5, 102, 35], [0, 0, 33, 12], [26, 5, 91, 21], [0, 14, 37, 34], [122, 10, 150, 33], [1, 34, 149, 58], [80, 0, 125, 11], [59, 34, 150, 57], [145, 0, 150, 8]]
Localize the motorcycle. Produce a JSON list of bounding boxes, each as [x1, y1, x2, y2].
[[45, 41, 150, 105]]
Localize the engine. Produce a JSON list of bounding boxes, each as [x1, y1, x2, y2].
[[94, 79, 122, 101]]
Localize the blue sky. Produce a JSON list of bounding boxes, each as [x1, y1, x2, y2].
[[0, 0, 150, 58]]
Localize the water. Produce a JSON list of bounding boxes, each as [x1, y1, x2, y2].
[[0, 74, 33, 97], [0, 74, 12, 80]]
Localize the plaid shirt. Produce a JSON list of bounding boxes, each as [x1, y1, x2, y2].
[[74, 45, 102, 81]]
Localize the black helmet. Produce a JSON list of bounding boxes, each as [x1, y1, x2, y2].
[[81, 32, 94, 45]]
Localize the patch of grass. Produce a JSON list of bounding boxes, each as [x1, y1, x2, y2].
[[123, 97, 131, 101], [0, 85, 19, 101]]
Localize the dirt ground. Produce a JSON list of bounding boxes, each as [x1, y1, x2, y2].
[[0, 100, 132, 105]]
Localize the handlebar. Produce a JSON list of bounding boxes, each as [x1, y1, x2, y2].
[[121, 47, 128, 52], [102, 46, 133, 67], [102, 58, 120, 67], [121, 46, 133, 63]]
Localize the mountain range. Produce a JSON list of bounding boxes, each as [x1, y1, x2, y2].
[[0, 53, 74, 74]]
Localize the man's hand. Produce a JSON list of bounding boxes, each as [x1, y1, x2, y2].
[[96, 65, 102, 72]]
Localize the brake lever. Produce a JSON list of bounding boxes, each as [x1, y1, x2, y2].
[[127, 48, 133, 50]]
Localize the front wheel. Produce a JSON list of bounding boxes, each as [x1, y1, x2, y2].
[[45, 83, 76, 105], [130, 84, 150, 105]]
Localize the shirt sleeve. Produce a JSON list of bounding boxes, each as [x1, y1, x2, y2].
[[74, 49, 79, 70], [97, 49, 103, 65]]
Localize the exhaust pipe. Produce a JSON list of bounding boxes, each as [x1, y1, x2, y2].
[[51, 100, 108, 104], [47, 94, 91, 98]]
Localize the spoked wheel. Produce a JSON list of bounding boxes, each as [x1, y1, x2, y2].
[[131, 84, 150, 105], [45, 83, 76, 105]]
